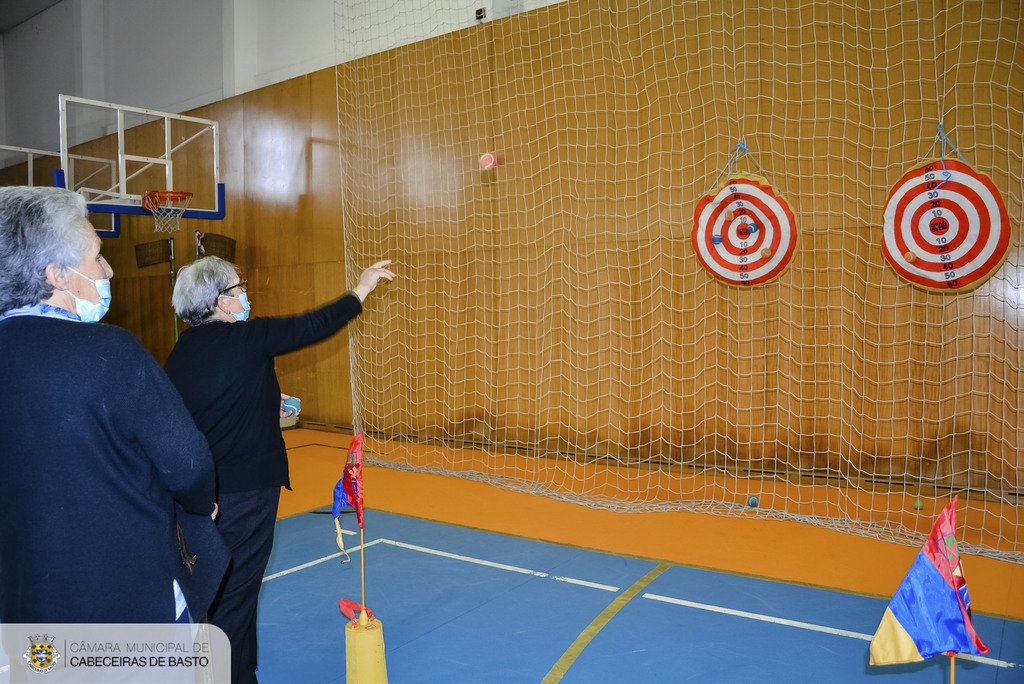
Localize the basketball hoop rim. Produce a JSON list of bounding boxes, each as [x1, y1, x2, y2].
[[147, 190, 193, 199], [142, 190, 194, 212]]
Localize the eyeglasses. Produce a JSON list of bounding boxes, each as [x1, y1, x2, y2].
[[219, 280, 247, 295]]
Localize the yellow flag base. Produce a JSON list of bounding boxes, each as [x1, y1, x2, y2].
[[345, 610, 388, 683]]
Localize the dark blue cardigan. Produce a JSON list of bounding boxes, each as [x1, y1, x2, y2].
[[0, 316, 220, 623]]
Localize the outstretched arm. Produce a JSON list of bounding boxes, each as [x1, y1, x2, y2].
[[251, 259, 397, 357]]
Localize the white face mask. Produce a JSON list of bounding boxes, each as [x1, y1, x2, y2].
[[221, 292, 250, 322], [67, 267, 112, 323]]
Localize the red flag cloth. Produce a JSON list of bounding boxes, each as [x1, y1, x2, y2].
[[338, 432, 364, 528], [338, 598, 374, 627], [920, 495, 989, 656]]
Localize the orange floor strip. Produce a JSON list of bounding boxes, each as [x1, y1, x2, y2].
[[280, 428, 1024, 621]]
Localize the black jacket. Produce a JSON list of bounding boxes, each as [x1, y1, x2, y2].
[[164, 293, 363, 494], [0, 316, 222, 623]]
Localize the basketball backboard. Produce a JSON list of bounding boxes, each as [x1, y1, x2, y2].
[[55, 95, 224, 229]]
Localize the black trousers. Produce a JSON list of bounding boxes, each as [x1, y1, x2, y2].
[[207, 487, 281, 684]]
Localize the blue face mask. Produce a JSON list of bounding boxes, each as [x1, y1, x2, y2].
[[67, 267, 112, 323], [222, 292, 250, 322]]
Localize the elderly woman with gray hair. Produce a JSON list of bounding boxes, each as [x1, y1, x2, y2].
[[164, 254, 394, 684], [0, 186, 223, 624]]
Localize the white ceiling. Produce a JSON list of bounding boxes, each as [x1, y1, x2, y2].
[[0, 0, 65, 34]]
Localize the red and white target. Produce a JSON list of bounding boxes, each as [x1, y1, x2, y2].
[[882, 159, 1010, 292], [692, 173, 798, 286]]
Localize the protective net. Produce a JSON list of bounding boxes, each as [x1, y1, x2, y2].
[[334, 0, 1023, 563]]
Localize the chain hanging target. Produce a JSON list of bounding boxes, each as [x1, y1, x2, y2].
[[882, 159, 1010, 293], [692, 173, 798, 286]]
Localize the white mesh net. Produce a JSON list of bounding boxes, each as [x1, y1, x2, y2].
[[334, 0, 1023, 563], [144, 191, 193, 234]]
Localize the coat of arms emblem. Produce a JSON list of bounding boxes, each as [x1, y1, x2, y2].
[[23, 634, 61, 673]]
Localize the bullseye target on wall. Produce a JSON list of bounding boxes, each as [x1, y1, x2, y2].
[[692, 173, 798, 286], [882, 159, 1010, 292]]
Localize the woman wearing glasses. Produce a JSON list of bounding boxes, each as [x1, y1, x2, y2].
[[165, 255, 395, 684]]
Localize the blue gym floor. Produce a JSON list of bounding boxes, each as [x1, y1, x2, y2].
[[255, 510, 1024, 683]]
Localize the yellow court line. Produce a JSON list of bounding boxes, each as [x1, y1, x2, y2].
[[541, 562, 672, 683]]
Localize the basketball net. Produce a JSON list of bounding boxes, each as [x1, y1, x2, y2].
[[142, 191, 193, 233]]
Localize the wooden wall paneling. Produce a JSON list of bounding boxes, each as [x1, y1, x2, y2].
[[190, 95, 247, 255], [262, 261, 321, 412], [0, 163, 30, 185], [121, 119, 167, 198], [168, 117, 218, 212], [303, 66, 354, 426], [237, 73, 336, 418], [244, 255, 316, 359], [309, 260, 355, 426], [242, 75, 314, 271], [309, 67, 348, 260], [102, 271, 176, 361], [0, 153, 62, 188]]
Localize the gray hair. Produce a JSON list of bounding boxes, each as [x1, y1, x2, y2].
[[173, 256, 240, 325], [0, 186, 91, 314]]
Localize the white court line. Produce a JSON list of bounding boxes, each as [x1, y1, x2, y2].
[[551, 576, 619, 592], [376, 540, 618, 589], [644, 592, 874, 640], [262, 536, 621, 591], [262, 538, 384, 582], [0, 665, 7, 674], [642, 592, 1019, 669], [379, 539, 550, 577]]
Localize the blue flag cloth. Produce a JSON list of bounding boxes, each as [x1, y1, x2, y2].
[[332, 477, 359, 518]]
